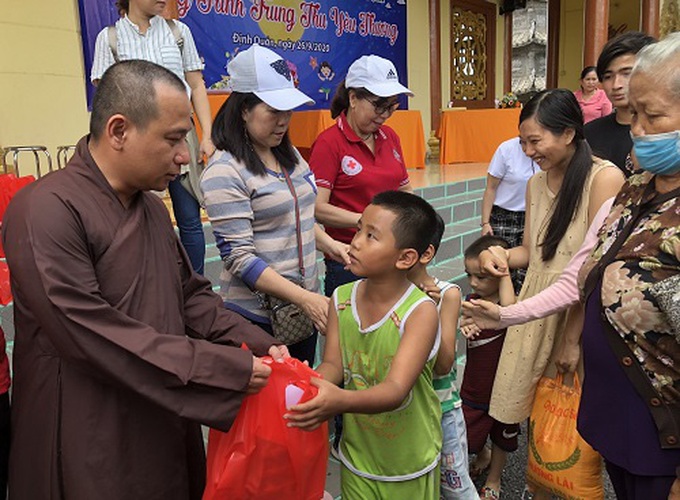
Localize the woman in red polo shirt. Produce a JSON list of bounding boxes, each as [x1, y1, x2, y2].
[[309, 55, 414, 297]]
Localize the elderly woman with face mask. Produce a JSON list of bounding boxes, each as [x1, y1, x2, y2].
[[463, 33, 680, 499]]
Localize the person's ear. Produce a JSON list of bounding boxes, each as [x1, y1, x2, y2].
[[106, 114, 129, 151], [419, 244, 436, 265], [396, 248, 420, 270], [563, 127, 576, 145], [348, 90, 359, 109]]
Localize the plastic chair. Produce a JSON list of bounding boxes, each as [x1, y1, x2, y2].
[[2, 146, 53, 178], [56, 145, 76, 169]]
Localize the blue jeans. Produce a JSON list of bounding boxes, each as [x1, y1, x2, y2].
[[440, 408, 479, 499], [324, 259, 359, 297], [168, 177, 205, 275]]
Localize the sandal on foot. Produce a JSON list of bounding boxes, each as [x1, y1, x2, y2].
[[469, 461, 490, 478], [469, 448, 491, 478], [479, 486, 500, 500]]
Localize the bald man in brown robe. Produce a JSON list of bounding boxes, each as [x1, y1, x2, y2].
[[1, 60, 287, 499]]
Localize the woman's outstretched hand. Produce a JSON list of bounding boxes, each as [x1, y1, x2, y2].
[[461, 298, 502, 333]]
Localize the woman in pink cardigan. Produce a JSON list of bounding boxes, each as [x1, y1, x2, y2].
[[461, 197, 614, 344], [574, 66, 612, 124]]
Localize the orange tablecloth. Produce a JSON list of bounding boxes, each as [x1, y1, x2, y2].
[[193, 92, 230, 140], [384, 110, 427, 169], [437, 108, 521, 164], [289, 110, 426, 169], [287, 110, 335, 150], [198, 93, 426, 169]]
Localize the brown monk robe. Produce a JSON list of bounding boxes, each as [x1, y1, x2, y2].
[[1, 61, 282, 500]]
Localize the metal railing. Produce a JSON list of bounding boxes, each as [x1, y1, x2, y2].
[[2, 146, 53, 178], [56, 145, 77, 169]]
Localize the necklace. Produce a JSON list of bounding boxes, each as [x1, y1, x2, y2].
[[259, 154, 285, 181], [347, 113, 372, 142]]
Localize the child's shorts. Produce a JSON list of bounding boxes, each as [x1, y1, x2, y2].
[[340, 464, 439, 499], [462, 400, 520, 453]]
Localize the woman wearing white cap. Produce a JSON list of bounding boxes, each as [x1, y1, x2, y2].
[[200, 44, 350, 364], [309, 55, 414, 299]]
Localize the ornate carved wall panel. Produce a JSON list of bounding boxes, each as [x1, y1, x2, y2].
[[451, 7, 488, 100], [449, 0, 496, 108]]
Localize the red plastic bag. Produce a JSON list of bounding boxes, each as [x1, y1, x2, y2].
[[0, 173, 35, 258], [203, 356, 329, 500], [0, 262, 10, 306]]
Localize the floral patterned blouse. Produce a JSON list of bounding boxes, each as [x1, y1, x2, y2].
[[578, 171, 680, 403]]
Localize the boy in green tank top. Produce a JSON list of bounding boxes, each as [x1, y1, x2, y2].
[[286, 191, 443, 499]]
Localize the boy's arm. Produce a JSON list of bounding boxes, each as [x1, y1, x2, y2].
[[286, 300, 439, 430], [498, 272, 516, 307], [433, 287, 461, 376], [479, 182, 533, 277], [314, 299, 344, 385]]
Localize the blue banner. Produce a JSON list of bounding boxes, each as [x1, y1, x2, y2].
[[79, 0, 407, 109], [78, 0, 120, 107], [178, 0, 407, 108]]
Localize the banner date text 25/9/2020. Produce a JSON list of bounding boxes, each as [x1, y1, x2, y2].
[[231, 32, 330, 53], [294, 40, 331, 53]]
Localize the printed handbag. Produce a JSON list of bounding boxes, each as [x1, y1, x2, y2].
[[257, 290, 315, 345]]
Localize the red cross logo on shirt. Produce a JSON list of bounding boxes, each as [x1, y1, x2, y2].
[[341, 155, 363, 176]]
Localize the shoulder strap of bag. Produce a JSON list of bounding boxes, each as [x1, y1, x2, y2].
[[107, 19, 183, 65], [281, 167, 305, 282], [165, 19, 184, 55], [107, 25, 119, 63]]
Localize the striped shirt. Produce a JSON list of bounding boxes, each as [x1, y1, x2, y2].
[[91, 15, 203, 94], [201, 150, 320, 323], [432, 279, 462, 412]]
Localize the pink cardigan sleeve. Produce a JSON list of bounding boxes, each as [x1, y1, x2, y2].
[[498, 197, 615, 328]]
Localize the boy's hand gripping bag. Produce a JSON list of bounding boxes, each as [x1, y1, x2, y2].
[[527, 373, 603, 500], [203, 356, 329, 500]]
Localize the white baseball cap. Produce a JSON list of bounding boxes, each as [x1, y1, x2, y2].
[[228, 44, 314, 111], [345, 55, 413, 97]]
